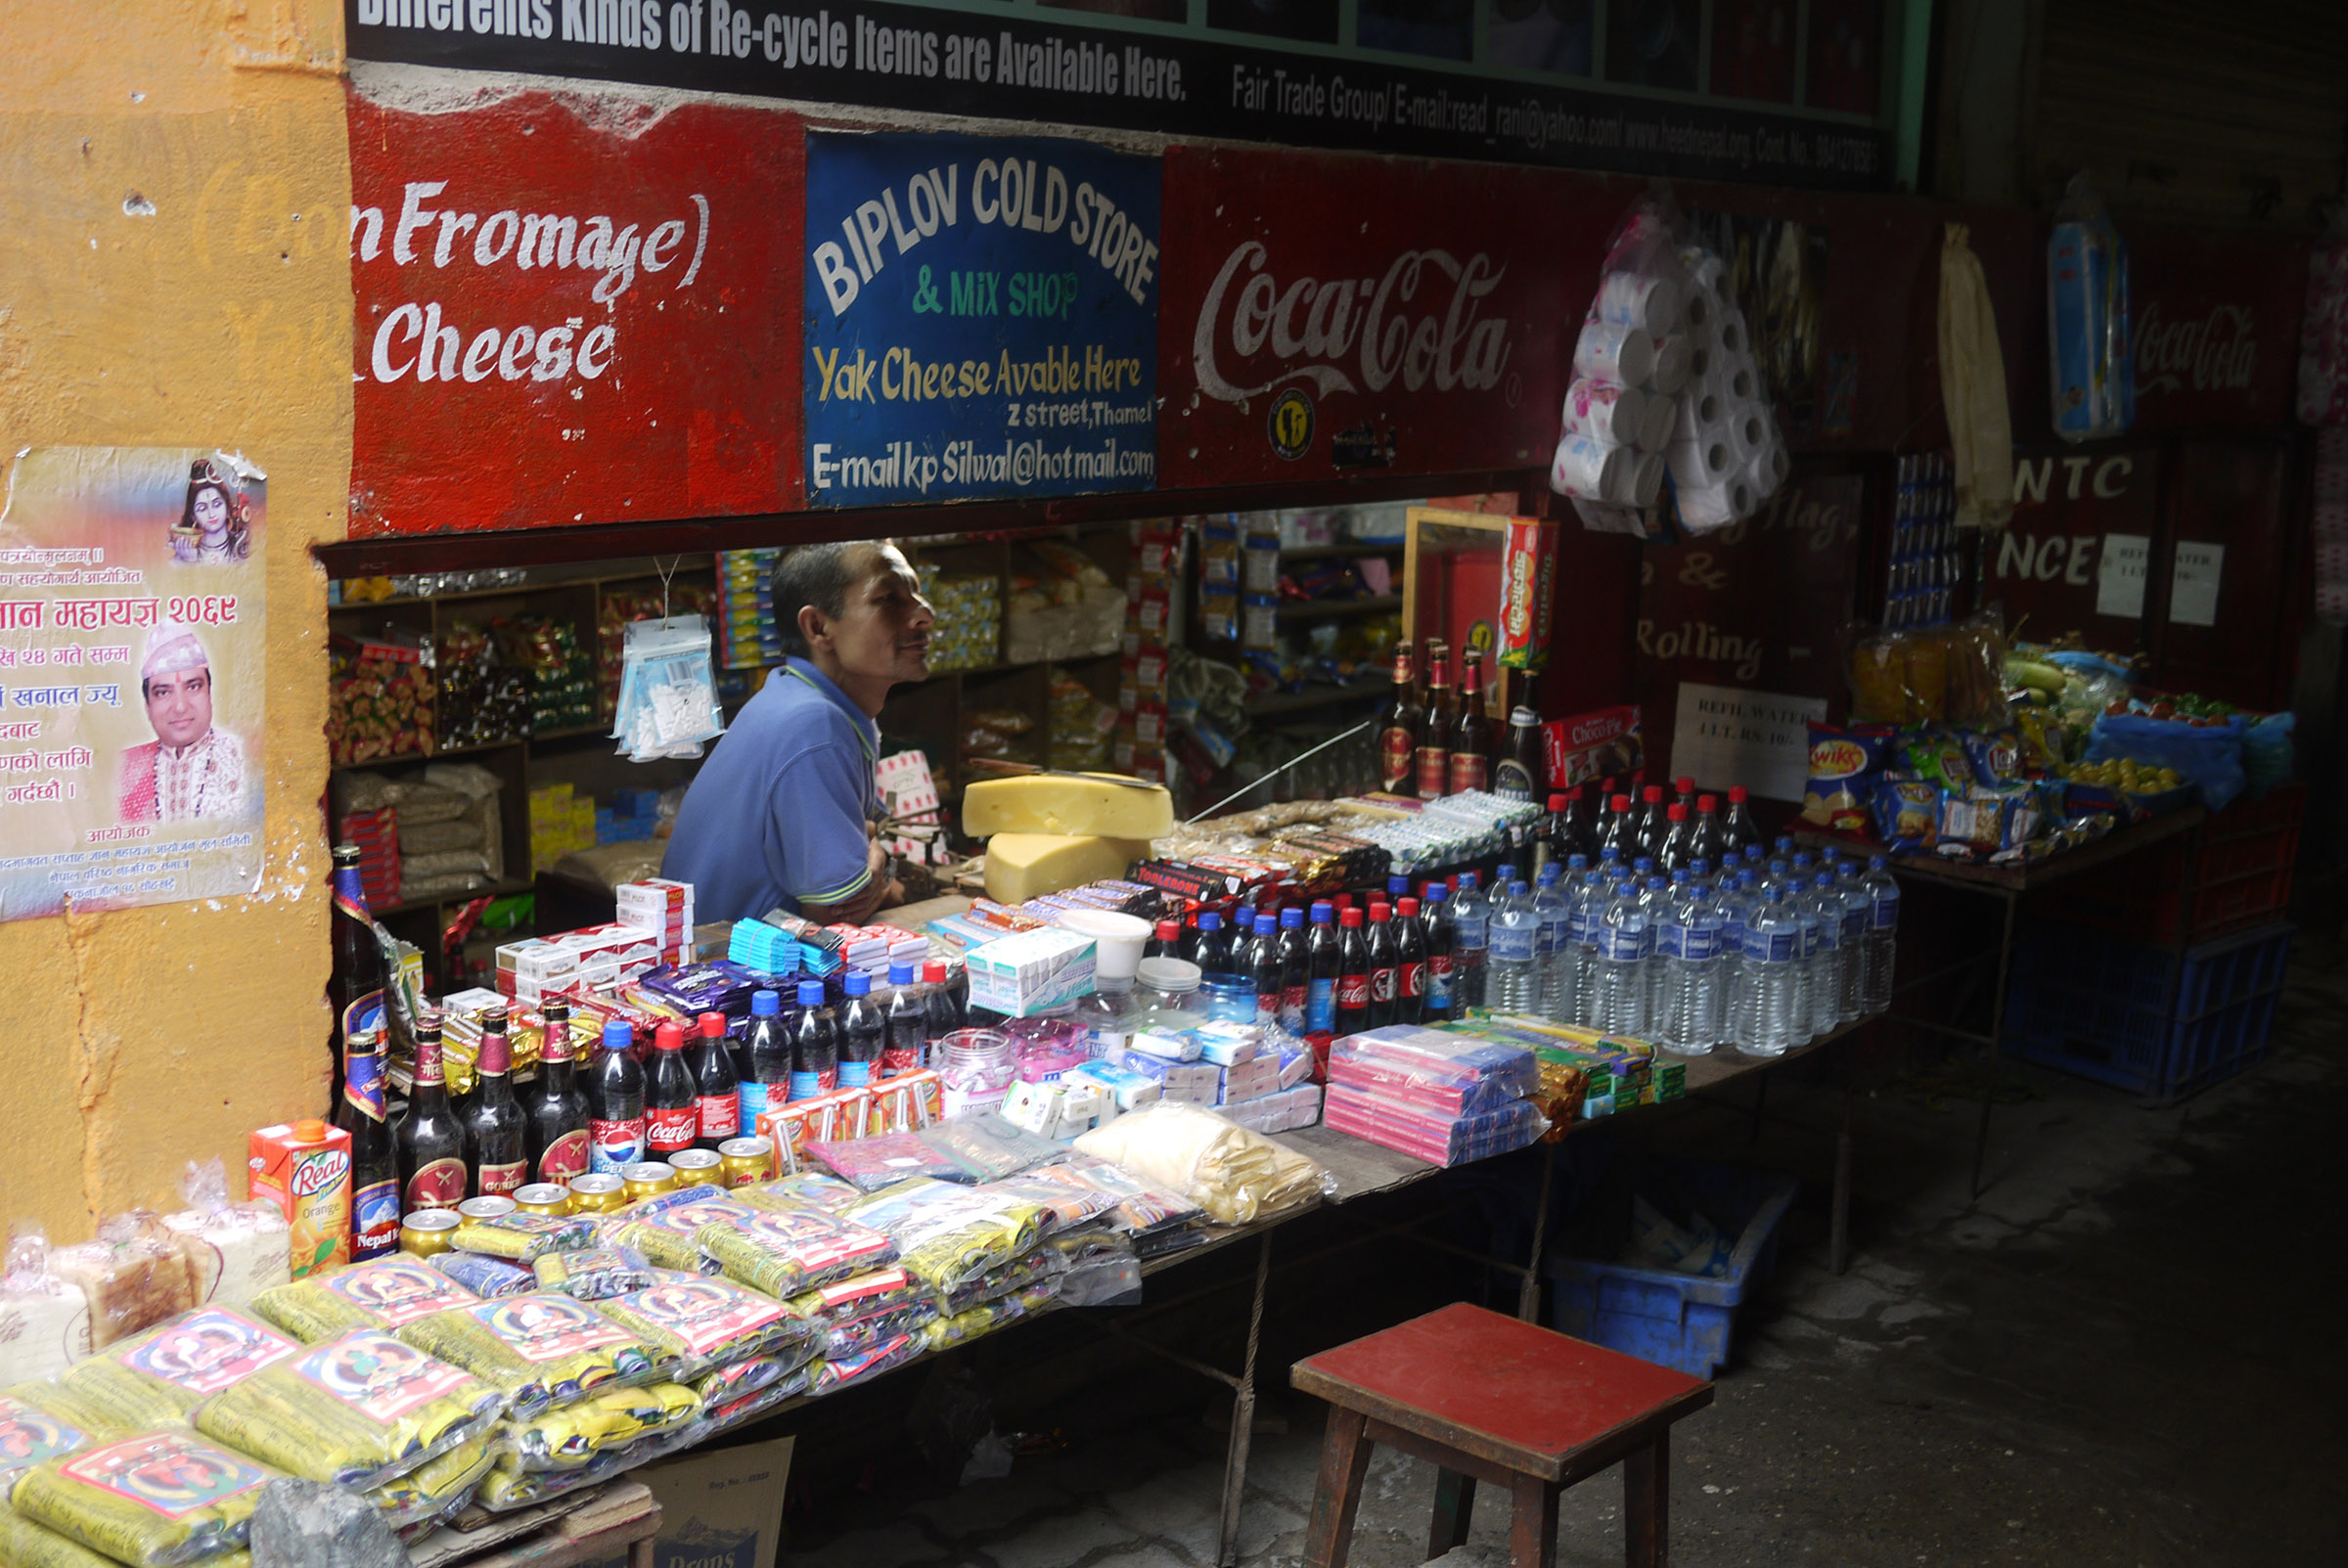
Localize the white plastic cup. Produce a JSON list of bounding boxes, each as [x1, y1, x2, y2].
[[1061, 908, 1151, 983]]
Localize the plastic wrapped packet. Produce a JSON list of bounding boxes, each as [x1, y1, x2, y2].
[[470, 1420, 700, 1514], [50, 1213, 196, 1352], [56, 1309, 300, 1428], [688, 1345, 817, 1415], [915, 1115, 1069, 1183], [0, 1495, 121, 1568], [594, 1277, 814, 1381], [0, 1393, 101, 1505], [930, 1250, 1059, 1317], [159, 1162, 291, 1315], [605, 1196, 763, 1277], [0, 1232, 94, 1386], [607, 1184, 732, 1224], [250, 1257, 479, 1342], [429, 1253, 537, 1299], [449, 1212, 600, 1264], [394, 1294, 664, 1418], [698, 1208, 897, 1300], [1072, 1103, 1333, 1226], [735, 1173, 863, 1215], [612, 615, 725, 763], [14, 1429, 278, 1568], [921, 1296, 1025, 1353], [191, 1329, 504, 1490], [700, 1361, 813, 1432], [803, 1133, 968, 1192], [362, 1431, 496, 1530], [532, 1247, 656, 1302], [1325, 1029, 1539, 1119], [3, 1380, 122, 1440], [838, 1181, 1048, 1298], [1018, 1159, 1205, 1244], [980, 1178, 1121, 1236], [498, 1380, 700, 1471], [786, 1270, 937, 1360], [807, 1331, 924, 1396]]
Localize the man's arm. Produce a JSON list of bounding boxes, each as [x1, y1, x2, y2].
[[774, 742, 891, 925], [799, 838, 893, 925]]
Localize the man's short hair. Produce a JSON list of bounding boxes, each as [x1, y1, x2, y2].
[[772, 540, 894, 660]]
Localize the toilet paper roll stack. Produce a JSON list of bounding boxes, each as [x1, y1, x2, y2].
[[1663, 259, 1790, 533]]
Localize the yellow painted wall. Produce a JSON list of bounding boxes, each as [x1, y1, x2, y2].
[[0, 1, 351, 1239]]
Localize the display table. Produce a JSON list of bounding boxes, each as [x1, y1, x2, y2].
[[1798, 807, 2208, 1194]]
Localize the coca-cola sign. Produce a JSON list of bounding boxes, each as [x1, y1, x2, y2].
[[2135, 299, 2258, 397], [2122, 227, 2306, 430], [1158, 146, 1597, 488]]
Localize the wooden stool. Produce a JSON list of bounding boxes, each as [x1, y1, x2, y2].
[[1291, 1302, 1712, 1568]]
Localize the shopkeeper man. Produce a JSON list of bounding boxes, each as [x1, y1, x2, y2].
[[662, 540, 935, 923]]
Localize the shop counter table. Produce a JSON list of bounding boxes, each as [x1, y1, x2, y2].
[[1798, 807, 2207, 1195]]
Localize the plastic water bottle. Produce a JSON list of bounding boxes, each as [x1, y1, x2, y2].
[[1637, 874, 1672, 1027], [1487, 879, 1542, 1014], [1716, 870, 1758, 1051], [1834, 862, 1870, 1023], [1659, 871, 1725, 1055], [1592, 879, 1653, 1038], [1861, 855, 1900, 1013], [1534, 862, 1573, 1019], [1807, 872, 1846, 1036], [1567, 871, 1605, 1026], [1452, 872, 1490, 1010], [1785, 863, 1821, 1046], [1742, 888, 1800, 1056]]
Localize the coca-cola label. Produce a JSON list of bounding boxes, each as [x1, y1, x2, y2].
[[1336, 973, 1371, 1008], [1448, 753, 1488, 794], [880, 1048, 924, 1076], [587, 1118, 646, 1175], [475, 1160, 526, 1196], [697, 1093, 741, 1142], [2134, 298, 2257, 397], [536, 1130, 591, 1185], [1370, 966, 1397, 1005], [1402, 961, 1427, 1001], [404, 1157, 466, 1211], [1379, 726, 1417, 790], [646, 1107, 698, 1154]]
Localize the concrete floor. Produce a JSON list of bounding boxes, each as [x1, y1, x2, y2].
[[785, 931, 2348, 1568]]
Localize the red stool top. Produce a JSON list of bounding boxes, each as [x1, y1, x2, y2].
[[1291, 1303, 1711, 1480]]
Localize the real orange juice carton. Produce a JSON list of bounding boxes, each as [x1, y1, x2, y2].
[[248, 1118, 352, 1278]]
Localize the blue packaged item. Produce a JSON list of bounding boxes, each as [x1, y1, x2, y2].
[[429, 1251, 535, 1298], [2048, 174, 2134, 443], [2087, 711, 2249, 811], [1872, 776, 1939, 854]]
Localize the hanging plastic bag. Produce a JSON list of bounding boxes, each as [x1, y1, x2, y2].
[[2049, 175, 2135, 443], [611, 615, 724, 763], [1939, 222, 2015, 528], [191, 1329, 505, 1491], [1556, 193, 1690, 535]]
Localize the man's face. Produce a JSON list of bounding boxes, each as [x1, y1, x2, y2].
[[814, 545, 934, 687], [146, 666, 213, 748]]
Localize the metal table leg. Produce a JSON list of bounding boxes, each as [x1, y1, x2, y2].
[[1216, 1232, 1274, 1568], [1517, 1139, 1558, 1322], [1970, 889, 2021, 1198], [1830, 1076, 1853, 1276]]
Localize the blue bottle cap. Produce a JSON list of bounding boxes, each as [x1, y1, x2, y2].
[[1497, 864, 1518, 884], [1198, 911, 1222, 931], [796, 980, 826, 1006], [1510, 881, 1529, 896], [888, 963, 914, 984], [750, 989, 780, 1016], [1281, 907, 1304, 928], [845, 971, 870, 996], [1254, 914, 1277, 935], [1310, 901, 1333, 921], [602, 1019, 634, 1049]]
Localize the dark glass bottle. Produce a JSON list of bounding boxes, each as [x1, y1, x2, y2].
[[1365, 902, 1399, 1028], [1724, 784, 1764, 856], [1416, 643, 1454, 800], [327, 842, 383, 1094], [883, 962, 927, 1076], [790, 979, 838, 1101], [1395, 896, 1429, 1024], [1494, 706, 1544, 802], [338, 1027, 400, 1260], [585, 1018, 647, 1176], [1659, 803, 1693, 876], [1244, 914, 1280, 1025], [1334, 907, 1372, 1035], [1304, 900, 1339, 1035], [922, 960, 961, 1040], [1376, 640, 1423, 795], [739, 990, 789, 1138], [838, 972, 883, 1088], [1638, 784, 1670, 858], [395, 1010, 466, 1212], [1276, 906, 1308, 1030], [461, 1010, 527, 1197], [1559, 786, 1598, 863], [1190, 910, 1230, 975], [1597, 792, 1639, 861], [1448, 653, 1491, 795], [691, 1010, 742, 1151], [1691, 793, 1727, 869], [1147, 918, 1183, 960], [522, 1000, 590, 1185], [643, 1021, 697, 1160], [1419, 885, 1457, 1021]]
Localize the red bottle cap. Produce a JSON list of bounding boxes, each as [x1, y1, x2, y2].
[[1668, 803, 1687, 821], [1339, 907, 1364, 927], [698, 1010, 727, 1037], [1643, 784, 1663, 803], [1611, 793, 1631, 812], [1333, 893, 1355, 911], [1729, 784, 1748, 802], [1566, 785, 1584, 801], [1398, 897, 1420, 917], [1548, 793, 1568, 810], [1676, 776, 1694, 795], [655, 1021, 684, 1052], [1369, 902, 1390, 921], [923, 960, 948, 982], [1699, 794, 1719, 812], [1156, 919, 1181, 939]]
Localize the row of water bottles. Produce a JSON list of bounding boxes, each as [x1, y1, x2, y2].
[[1478, 838, 1900, 1056]]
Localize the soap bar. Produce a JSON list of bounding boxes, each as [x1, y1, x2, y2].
[[964, 775, 1175, 840], [983, 833, 1153, 902]]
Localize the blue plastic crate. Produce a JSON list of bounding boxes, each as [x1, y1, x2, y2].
[[1545, 1157, 1799, 1379], [2003, 920, 2291, 1100]]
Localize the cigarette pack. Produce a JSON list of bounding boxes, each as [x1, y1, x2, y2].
[[965, 928, 1095, 1018]]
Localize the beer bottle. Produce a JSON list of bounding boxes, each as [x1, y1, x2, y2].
[[644, 1021, 698, 1161], [838, 972, 883, 1089], [338, 1027, 400, 1260], [1365, 901, 1399, 1028], [461, 1009, 527, 1197], [586, 1019, 647, 1175], [395, 1009, 466, 1212], [1376, 641, 1423, 794], [790, 979, 838, 1101], [1448, 652, 1491, 795], [522, 1001, 590, 1184], [327, 842, 384, 1093], [1395, 896, 1429, 1025], [1416, 642, 1454, 800], [1334, 907, 1372, 1036], [691, 1010, 742, 1151], [1495, 706, 1545, 802]]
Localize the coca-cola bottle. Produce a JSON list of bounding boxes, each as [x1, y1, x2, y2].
[[1395, 896, 1429, 1024], [1366, 902, 1399, 1028], [1335, 907, 1372, 1035], [644, 1021, 698, 1161], [691, 1010, 741, 1152]]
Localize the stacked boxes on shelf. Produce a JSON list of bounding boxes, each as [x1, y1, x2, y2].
[[1322, 1027, 1551, 1166], [615, 877, 694, 965], [596, 786, 663, 845], [1117, 518, 1179, 785], [338, 807, 401, 909], [715, 549, 783, 671], [528, 782, 597, 873]]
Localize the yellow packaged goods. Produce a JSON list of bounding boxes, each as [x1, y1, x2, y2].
[[0, 1496, 120, 1568], [191, 1330, 505, 1490], [697, 1208, 898, 1300], [838, 1181, 1047, 1296], [605, 1195, 763, 1276], [56, 1309, 300, 1428], [786, 1269, 936, 1360], [736, 1172, 863, 1214], [982, 834, 1154, 901], [4, 1381, 123, 1441], [922, 1295, 1025, 1353], [448, 1212, 599, 1263], [14, 1429, 277, 1568], [961, 773, 1174, 840], [530, 1247, 656, 1302], [0, 1395, 99, 1501], [499, 1380, 700, 1470], [394, 1294, 663, 1417], [362, 1431, 496, 1528], [250, 1257, 479, 1342], [1072, 1102, 1332, 1225], [593, 1277, 814, 1379]]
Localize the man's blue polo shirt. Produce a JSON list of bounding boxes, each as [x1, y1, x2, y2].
[[661, 657, 879, 921]]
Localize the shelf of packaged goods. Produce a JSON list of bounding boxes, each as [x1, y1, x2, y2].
[[916, 649, 1121, 684], [1243, 679, 1390, 717], [1277, 541, 1407, 561], [327, 557, 718, 612], [1275, 594, 1404, 621], [372, 876, 535, 918]]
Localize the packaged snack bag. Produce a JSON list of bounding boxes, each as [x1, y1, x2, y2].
[[192, 1330, 503, 1489], [14, 1430, 277, 1567], [250, 1257, 478, 1342], [449, 1213, 599, 1264], [595, 1276, 814, 1380], [55, 1310, 298, 1428], [1801, 723, 1894, 832], [531, 1247, 656, 1303], [498, 1380, 700, 1471], [394, 1294, 663, 1417], [699, 1208, 896, 1299]]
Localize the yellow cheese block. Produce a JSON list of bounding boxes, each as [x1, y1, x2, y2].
[[983, 834, 1154, 902], [963, 773, 1175, 840]]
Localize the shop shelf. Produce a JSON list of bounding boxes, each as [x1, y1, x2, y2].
[[1243, 678, 1389, 717], [1545, 1157, 1799, 1378], [1276, 541, 1405, 561], [2002, 919, 2293, 1100]]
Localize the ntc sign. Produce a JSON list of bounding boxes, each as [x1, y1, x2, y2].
[[1991, 447, 2159, 625]]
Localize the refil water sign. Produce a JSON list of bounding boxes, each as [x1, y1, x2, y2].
[[803, 130, 1160, 506]]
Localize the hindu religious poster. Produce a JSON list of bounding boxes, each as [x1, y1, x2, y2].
[[0, 448, 268, 918]]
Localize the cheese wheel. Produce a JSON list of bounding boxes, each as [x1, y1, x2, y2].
[[983, 834, 1153, 901], [963, 775, 1173, 840]]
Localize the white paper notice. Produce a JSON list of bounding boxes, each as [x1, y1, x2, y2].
[[2170, 542, 2226, 627], [2097, 532, 2150, 618], [1670, 682, 1829, 802]]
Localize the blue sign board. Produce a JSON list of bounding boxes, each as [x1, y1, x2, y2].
[[803, 130, 1161, 507]]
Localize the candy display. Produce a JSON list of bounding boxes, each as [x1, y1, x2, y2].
[[497, 615, 598, 733], [191, 1330, 503, 1489], [327, 631, 434, 768], [432, 621, 532, 747]]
